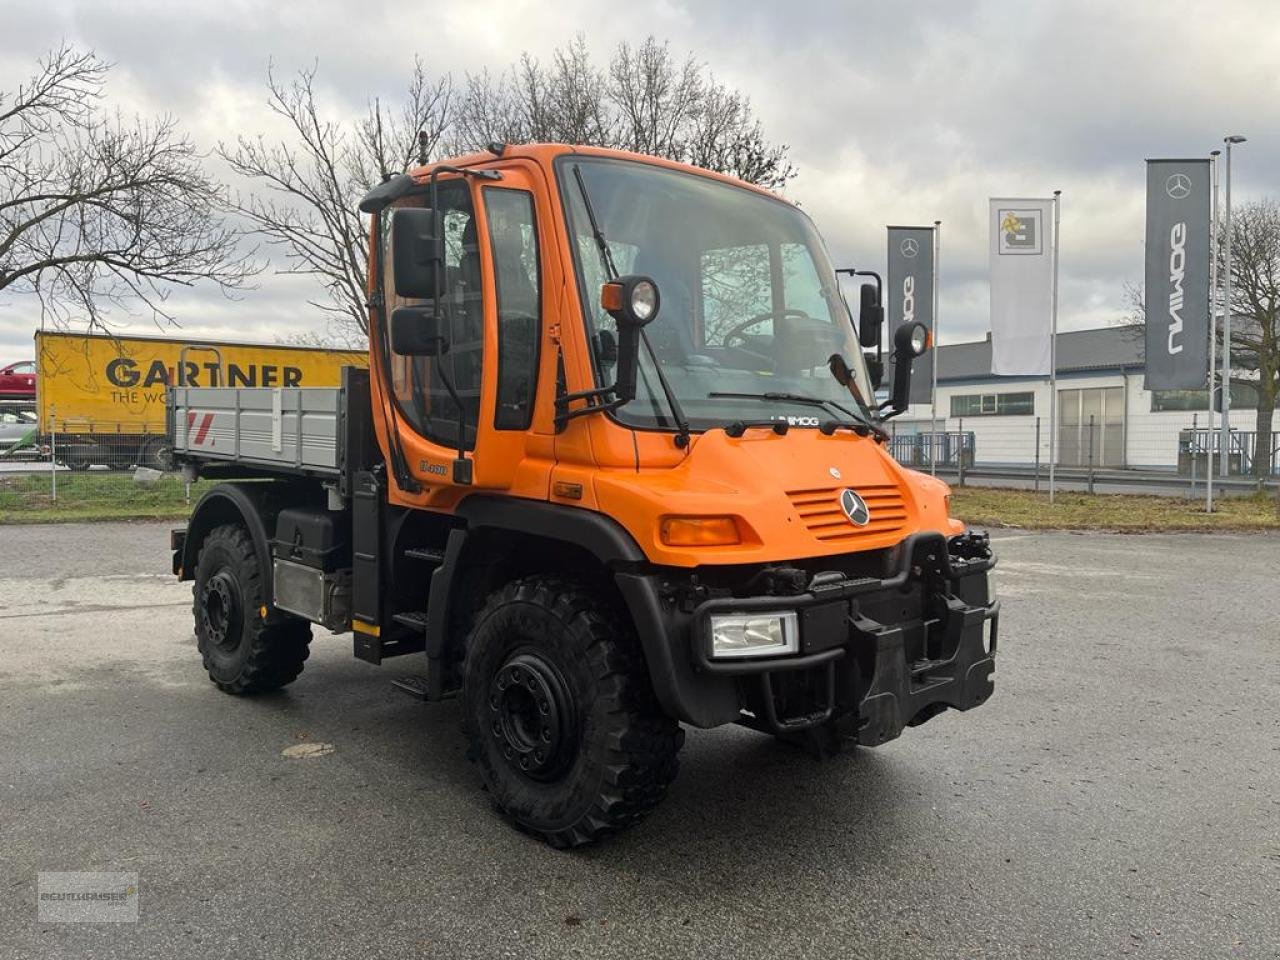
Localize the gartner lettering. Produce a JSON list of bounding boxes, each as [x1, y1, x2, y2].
[[104, 358, 305, 389]]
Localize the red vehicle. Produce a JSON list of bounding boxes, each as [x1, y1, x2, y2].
[[0, 360, 36, 399]]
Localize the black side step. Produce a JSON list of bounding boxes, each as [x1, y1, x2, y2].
[[404, 547, 445, 564], [392, 610, 429, 631], [391, 675, 457, 701]]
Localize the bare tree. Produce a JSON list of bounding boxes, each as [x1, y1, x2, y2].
[[220, 59, 451, 339], [233, 36, 794, 339], [1218, 199, 1280, 476], [608, 39, 702, 159], [454, 36, 795, 188], [0, 44, 256, 330]]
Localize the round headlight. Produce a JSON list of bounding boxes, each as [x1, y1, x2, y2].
[[910, 325, 929, 356], [630, 279, 658, 322]]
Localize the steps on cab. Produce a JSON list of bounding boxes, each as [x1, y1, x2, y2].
[[353, 542, 454, 701]]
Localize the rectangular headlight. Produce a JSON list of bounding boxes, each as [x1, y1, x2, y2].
[[709, 611, 799, 659]]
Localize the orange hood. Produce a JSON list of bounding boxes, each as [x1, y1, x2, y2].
[[592, 427, 962, 568]]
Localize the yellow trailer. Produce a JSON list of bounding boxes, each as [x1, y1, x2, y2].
[[35, 331, 366, 469]]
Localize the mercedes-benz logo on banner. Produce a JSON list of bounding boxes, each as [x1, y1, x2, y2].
[[1166, 173, 1192, 200], [900, 238, 919, 258], [839, 488, 870, 526]]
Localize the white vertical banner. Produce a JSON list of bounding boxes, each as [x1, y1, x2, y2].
[[989, 199, 1055, 375]]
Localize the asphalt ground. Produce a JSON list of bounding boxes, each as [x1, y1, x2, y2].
[[1, 521, 1277, 959]]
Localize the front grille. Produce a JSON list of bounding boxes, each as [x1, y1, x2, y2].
[[786, 484, 910, 544]]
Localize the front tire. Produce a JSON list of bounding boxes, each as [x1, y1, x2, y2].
[[193, 523, 311, 694], [462, 577, 683, 848]]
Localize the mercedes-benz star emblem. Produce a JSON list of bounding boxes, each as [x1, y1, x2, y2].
[[839, 488, 871, 526], [900, 238, 919, 258], [1165, 173, 1192, 200]]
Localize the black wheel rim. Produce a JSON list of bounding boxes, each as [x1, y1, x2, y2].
[[201, 570, 242, 653], [488, 651, 576, 782]]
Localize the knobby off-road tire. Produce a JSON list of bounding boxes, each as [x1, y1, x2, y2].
[[193, 523, 311, 694], [462, 577, 684, 848]]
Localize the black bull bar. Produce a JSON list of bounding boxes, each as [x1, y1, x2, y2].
[[690, 532, 999, 742]]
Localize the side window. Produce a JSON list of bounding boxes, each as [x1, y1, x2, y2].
[[781, 242, 830, 318], [484, 189, 540, 430], [383, 181, 483, 450]]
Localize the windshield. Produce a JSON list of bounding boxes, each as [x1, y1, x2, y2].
[[560, 157, 876, 432]]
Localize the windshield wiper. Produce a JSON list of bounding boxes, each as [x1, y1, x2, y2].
[[707, 391, 888, 441], [571, 164, 691, 448]]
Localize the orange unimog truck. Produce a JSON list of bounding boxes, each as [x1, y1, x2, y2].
[[167, 144, 999, 847]]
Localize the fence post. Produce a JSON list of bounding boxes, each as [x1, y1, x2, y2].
[[957, 417, 966, 487], [1034, 416, 1041, 494], [1087, 414, 1096, 495], [50, 406, 57, 503], [1190, 413, 1198, 500]]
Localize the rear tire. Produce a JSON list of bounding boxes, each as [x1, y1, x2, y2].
[[193, 523, 311, 694], [462, 577, 683, 848]]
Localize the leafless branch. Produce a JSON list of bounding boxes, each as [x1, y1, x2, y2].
[[229, 35, 795, 341], [0, 43, 258, 332]]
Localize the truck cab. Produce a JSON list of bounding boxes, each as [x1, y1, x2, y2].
[[170, 144, 998, 847]]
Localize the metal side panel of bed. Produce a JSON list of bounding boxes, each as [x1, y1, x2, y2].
[[170, 386, 344, 476]]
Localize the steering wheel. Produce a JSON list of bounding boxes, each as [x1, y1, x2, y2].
[[723, 309, 813, 348], [722, 309, 812, 367]]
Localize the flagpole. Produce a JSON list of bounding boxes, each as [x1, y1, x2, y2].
[[1207, 150, 1220, 512], [1049, 191, 1061, 504], [931, 220, 941, 476]]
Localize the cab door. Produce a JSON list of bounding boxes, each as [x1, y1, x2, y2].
[[469, 163, 561, 494], [377, 163, 560, 505]]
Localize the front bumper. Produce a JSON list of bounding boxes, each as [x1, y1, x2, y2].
[[617, 531, 998, 743]]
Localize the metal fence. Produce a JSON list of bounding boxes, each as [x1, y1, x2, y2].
[[889, 414, 1280, 495], [4, 399, 1278, 518], [0, 405, 189, 518]]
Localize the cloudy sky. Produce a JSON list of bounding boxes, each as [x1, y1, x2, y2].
[[2, 0, 1278, 359]]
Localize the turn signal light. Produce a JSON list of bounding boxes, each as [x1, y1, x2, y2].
[[600, 281, 624, 312], [660, 516, 741, 547]]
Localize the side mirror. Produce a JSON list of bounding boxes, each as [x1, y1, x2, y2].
[[600, 275, 660, 403], [887, 321, 931, 417], [390, 306, 448, 356], [858, 283, 884, 349], [866, 358, 884, 389], [595, 329, 618, 368], [391, 207, 440, 300]]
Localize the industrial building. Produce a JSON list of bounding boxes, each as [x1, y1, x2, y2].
[[898, 325, 1271, 473]]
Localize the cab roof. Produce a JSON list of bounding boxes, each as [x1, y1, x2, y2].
[[407, 143, 784, 203]]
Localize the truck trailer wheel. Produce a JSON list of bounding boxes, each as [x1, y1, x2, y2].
[[462, 577, 683, 848], [192, 523, 311, 694]]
